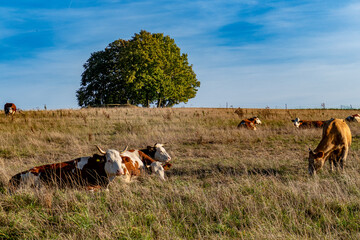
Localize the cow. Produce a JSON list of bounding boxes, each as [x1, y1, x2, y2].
[[9, 147, 126, 192], [97, 143, 172, 181], [308, 118, 351, 176], [140, 143, 172, 163], [292, 118, 325, 128], [237, 117, 262, 130], [4, 103, 16, 116], [345, 114, 360, 122]]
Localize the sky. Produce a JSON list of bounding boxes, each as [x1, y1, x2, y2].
[[1, 0, 360, 110]]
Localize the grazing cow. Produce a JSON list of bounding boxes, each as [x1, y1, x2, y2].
[[9, 147, 126, 192], [4, 103, 16, 116], [345, 114, 360, 122], [237, 117, 262, 130], [292, 118, 325, 128], [308, 118, 351, 176]]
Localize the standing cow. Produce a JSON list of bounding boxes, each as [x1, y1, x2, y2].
[[4, 103, 16, 116], [308, 119, 351, 175]]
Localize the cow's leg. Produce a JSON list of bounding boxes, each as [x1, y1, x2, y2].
[[339, 146, 349, 171], [328, 154, 334, 172]]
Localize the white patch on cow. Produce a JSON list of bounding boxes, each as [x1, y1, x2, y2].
[[292, 118, 301, 128], [20, 172, 40, 187], [76, 157, 89, 170], [154, 143, 171, 162], [121, 150, 145, 168], [150, 161, 165, 181], [104, 149, 124, 179], [254, 117, 262, 125]]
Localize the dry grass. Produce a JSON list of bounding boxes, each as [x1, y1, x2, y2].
[[0, 107, 360, 239]]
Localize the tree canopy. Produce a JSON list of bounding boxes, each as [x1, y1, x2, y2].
[[77, 30, 200, 107]]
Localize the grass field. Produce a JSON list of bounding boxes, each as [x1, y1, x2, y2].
[[0, 107, 360, 239]]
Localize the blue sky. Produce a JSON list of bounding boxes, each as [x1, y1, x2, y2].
[[1, 0, 360, 109]]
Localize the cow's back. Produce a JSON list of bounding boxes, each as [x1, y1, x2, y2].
[[321, 119, 351, 148]]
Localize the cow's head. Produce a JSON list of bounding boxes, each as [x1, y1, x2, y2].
[[308, 148, 325, 176], [96, 146, 128, 179], [253, 117, 262, 125], [148, 143, 171, 162], [292, 118, 301, 127]]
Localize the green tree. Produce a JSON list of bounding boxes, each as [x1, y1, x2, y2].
[[77, 30, 200, 107]]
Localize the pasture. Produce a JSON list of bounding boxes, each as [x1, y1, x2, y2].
[[0, 107, 360, 239]]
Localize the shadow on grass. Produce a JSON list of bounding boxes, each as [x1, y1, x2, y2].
[[167, 164, 282, 179]]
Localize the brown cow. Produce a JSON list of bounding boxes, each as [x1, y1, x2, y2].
[[292, 118, 325, 128], [237, 117, 262, 130], [308, 119, 351, 175], [9, 147, 126, 192], [4, 103, 16, 116]]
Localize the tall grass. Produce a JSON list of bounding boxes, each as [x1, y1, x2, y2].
[[0, 108, 360, 239]]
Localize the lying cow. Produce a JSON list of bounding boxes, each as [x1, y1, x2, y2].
[[4, 103, 16, 116], [140, 143, 171, 164], [345, 114, 360, 122], [9, 147, 126, 192], [237, 117, 262, 130], [97, 143, 172, 181], [308, 118, 351, 175], [292, 118, 325, 128]]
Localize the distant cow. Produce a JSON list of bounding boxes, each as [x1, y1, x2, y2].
[[292, 118, 325, 128], [345, 114, 360, 122], [308, 118, 351, 176], [237, 117, 262, 130], [4, 103, 16, 116], [9, 147, 126, 192]]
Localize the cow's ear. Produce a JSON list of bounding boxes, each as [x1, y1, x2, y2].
[[147, 146, 152, 150], [292, 120, 295, 122], [316, 151, 324, 158]]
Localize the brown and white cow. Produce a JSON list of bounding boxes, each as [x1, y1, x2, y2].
[[308, 118, 351, 176], [345, 114, 360, 122], [9, 147, 126, 192], [4, 103, 16, 116], [237, 117, 262, 130], [292, 118, 325, 128], [140, 143, 172, 163], [97, 143, 172, 181]]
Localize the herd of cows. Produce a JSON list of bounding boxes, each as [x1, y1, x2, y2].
[[238, 114, 359, 176], [3, 102, 360, 193]]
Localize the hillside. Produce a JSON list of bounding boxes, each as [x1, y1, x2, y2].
[[0, 108, 360, 239]]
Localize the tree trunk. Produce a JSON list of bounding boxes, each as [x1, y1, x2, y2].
[[157, 98, 162, 108]]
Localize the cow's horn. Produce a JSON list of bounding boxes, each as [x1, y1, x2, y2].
[[121, 146, 128, 153], [96, 145, 106, 155]]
